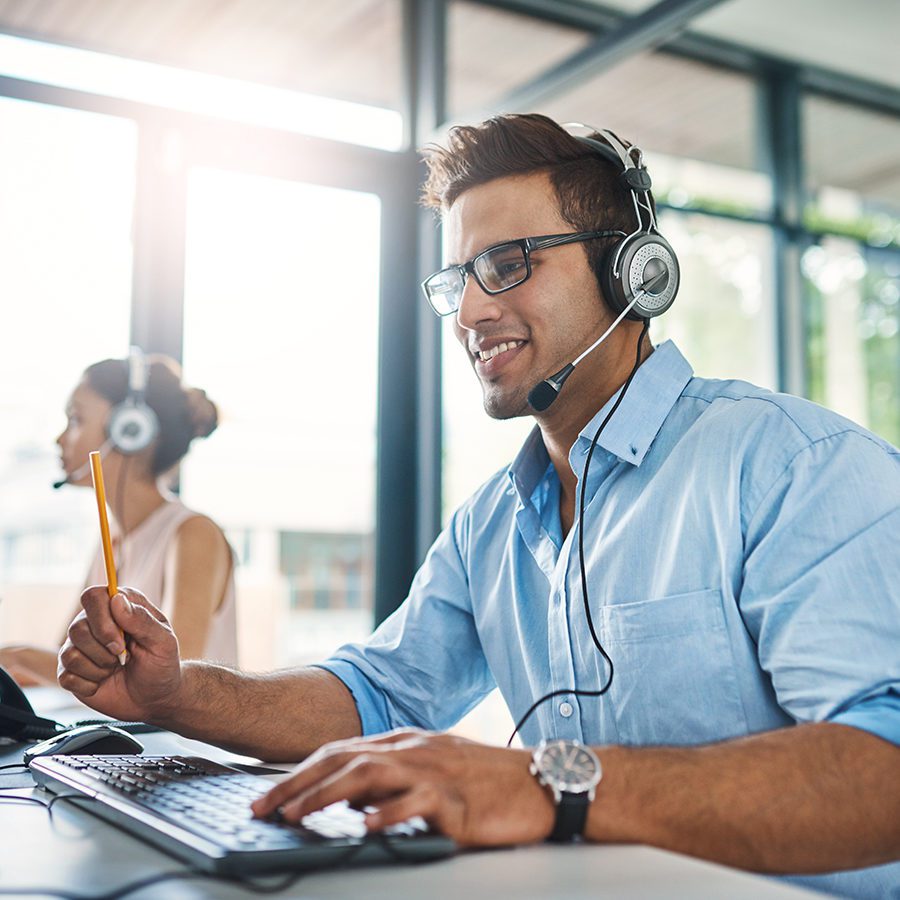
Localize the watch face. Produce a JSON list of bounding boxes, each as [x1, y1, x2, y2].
[[536, 740, 601, 793]]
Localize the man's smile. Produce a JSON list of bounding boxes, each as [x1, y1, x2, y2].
[[470, 338, 528, 375]]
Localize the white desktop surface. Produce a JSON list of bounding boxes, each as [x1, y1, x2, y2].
[[0, 689, 825, 899]]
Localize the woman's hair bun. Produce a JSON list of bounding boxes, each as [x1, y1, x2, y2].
[[185, 387, 219, 439]]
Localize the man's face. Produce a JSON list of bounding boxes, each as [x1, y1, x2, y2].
[[447, 172, 611, 419]]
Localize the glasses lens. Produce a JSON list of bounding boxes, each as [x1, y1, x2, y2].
[[423, 267, 464, 315], [474, 243, 528, 293]]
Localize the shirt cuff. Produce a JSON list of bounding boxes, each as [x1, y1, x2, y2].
[[312, 659, 394, 737], [829, 690, 900, 746]]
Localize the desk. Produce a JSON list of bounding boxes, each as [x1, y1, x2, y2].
[[0, 689, 823, 899]]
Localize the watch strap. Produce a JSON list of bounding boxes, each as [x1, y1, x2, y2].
[[548, 790, 589, 843]]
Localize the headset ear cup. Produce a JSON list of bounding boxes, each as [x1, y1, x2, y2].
[[107, 402, 160, 455], [610, 234, 680, 321]]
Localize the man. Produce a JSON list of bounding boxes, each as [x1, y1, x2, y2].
[[59, 115, 899, 897]]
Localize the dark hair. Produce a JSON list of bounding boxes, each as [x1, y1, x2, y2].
[[420, 113, 646, 285], [83, 355, 219, 476]]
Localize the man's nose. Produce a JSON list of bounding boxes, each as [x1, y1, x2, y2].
[[455, 276, 502, 332]]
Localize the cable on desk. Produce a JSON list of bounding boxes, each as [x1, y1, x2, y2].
[[0, 802, 410, 900], [0, 762, 31, 789]]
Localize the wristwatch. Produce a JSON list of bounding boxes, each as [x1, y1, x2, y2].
[[530, 739, 602, 843]]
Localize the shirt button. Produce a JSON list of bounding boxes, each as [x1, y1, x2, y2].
[[559, 701, 574, 718]]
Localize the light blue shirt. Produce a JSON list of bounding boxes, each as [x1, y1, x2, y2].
[[320, 340, 900, 898]]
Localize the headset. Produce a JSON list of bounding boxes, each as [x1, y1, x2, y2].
[[53, 346, 159, 489], [571, 124, 679, 321], [107, 345, 160, 456]]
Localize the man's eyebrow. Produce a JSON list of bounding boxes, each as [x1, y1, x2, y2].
[[446, 236, 520, 266]]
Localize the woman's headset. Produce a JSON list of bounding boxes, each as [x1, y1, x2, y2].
[[107, 346, 159, 455], [569, 124, 680, 321], [53, 347, 159, 490]]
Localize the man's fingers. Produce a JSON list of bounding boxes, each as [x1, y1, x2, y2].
[[80, 586, 128, 656], [366, 783, 450, 833], [57, 666, 104, 699], [278, 756, 411, 824], [58, 638, 116, 683], [117, 588, 171, 627], [253, 751, 396, 820], [64, 615, 119, 668], [79, 586, 172, 660], [109, 593, 168, 644], [251, 760, 340, 818]]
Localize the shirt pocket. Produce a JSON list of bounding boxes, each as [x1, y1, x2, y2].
[[598, 588, 748, 746]]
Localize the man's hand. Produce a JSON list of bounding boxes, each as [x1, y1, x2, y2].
[[251, 729, 555, 847], [57, 586, 183, 724]]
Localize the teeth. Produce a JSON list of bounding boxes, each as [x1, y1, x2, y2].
[[477, 340, 522, 361]]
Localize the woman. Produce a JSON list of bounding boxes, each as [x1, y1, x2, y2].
[[0, 354, 237, 685]]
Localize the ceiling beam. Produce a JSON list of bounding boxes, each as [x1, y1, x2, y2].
[[462, 0, 729, 122]]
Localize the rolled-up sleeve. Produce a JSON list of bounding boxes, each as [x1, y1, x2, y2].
[[314, 506, 495, 735], [740, 430, 900, 745]]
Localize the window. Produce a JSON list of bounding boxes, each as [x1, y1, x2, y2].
[[652, 211, 777, 388], [447, 1, 591, 119], [0, 97, 135, 645], [804, 95, 900, 232], [0, 31, 403, 151], [181, 168, 380, 669], [541, 51, 771, 215], [805, 239, 900, 444], [802, 96, 900, 444]]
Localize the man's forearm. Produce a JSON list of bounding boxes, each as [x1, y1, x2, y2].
[[587, 722, 900, 873], [157, 662, 362, 761]]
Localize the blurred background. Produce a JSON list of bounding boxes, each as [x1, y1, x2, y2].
[[0, 0, 898, 742]]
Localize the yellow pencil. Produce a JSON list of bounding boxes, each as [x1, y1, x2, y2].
[[89, 451, 128, 666]]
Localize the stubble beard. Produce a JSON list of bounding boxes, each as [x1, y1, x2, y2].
[[480, 380, 533, 420]]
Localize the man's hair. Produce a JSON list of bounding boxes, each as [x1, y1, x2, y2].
[[420, 113, 643, 284]]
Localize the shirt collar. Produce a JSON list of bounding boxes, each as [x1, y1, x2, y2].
[[573, 339, 693, 468], [508, 340, 693, 499]]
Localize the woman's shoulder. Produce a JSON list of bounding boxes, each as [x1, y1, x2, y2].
[[158, 499, 230, 557]]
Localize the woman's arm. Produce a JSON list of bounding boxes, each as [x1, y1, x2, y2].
[[161, 515, 232, 660], [0, 645, 58, 685], [0, 594, 87, 686]]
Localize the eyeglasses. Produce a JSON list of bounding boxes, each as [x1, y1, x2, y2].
[[421, 230, 622, 317]]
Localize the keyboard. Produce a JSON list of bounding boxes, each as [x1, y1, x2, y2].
[[29, 754, 456, 875]]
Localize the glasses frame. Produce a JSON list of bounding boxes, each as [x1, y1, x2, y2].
[[421, 230, 624, 317]]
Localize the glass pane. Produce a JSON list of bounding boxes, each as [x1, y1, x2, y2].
[[0, 97, 135, 643], [541, 52, 771, 215], [448, 0, 592, 119], [652, 211, 777, 388], [803, 95, 900, 243], [181, 169, 380, 670], [805, 238, 900, 445]]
